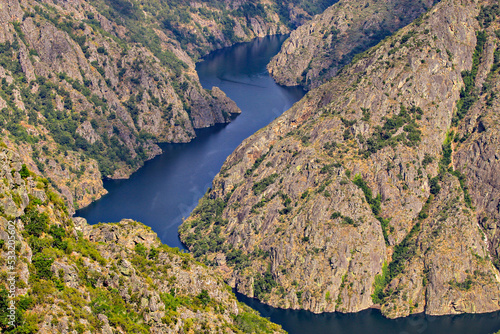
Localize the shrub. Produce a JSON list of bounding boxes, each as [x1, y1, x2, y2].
[[19, 164, 30, 178], [32, 253, 54, 279], [21, 207, 49, 237], [197, 289, 210, 306], [134, 243, 147, 257], [253, 269, 276, 299], [234, 311, 278, 334], [253, 174, 278, 195]]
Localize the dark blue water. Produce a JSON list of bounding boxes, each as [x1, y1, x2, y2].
[[238, 292, 500, 334], [76, 35, 305, 250], [76, 35, 500, 334]]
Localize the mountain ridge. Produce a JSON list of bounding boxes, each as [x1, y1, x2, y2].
[[181, 0, 500, 318], [0, 144, 285, 333], [267, 0, 438, 90]]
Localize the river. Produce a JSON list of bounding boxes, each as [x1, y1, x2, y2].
[[76, 35, 304, 249], [77, 35, 500, 334]]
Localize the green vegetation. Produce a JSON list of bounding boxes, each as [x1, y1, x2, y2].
[[0, 286, 37, 333], [477, 3, 500, 29], [180, 194, 231, 259], [353, 175, 381, 215], [19, 164, 30, 178], [428, 130, 473, 209], [371, 192, 433, 304], [400, 30, 416, 45], [21, 206, 49, 238], [363, 105, 423, 156], [371, 261, 388, 304], [254, 268, 277, 299], [352, 175, 389, 243], [450, 170, 473, 208], [371, 220, 422, 304], [226, 248, 251, 270], [0, 32, 148, 176], [448, 276, 474, 291], [87, 0, 250, 57], [234, 305, 281, 334], [278, 191, 293, 215], [422, 153, 434, 167], [330, 211, 359, 227], [453, 30, 486, 125], [0, 154, 283, 333], [253, 173, 279, 195], [134, 243, 147, 257], [32, 253, 55, 280]]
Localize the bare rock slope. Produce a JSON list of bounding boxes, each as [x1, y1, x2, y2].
[[181, 0, 500, 318], [268, 0, 438, 89]]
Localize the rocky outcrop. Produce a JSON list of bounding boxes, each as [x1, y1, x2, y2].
[[0, 0, 346, 212], [380, 175, 500, 318], [0, 0, 248, 211], [454, 36, 500, 270], [181, 0, 500, 318], [0, 146, 284, 333], [267, 0, 437, 89]]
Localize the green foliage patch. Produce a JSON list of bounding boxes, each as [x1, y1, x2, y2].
[[363, 105, 423, 156], [180, 195, 229, 259], [371, 220, 422, 304], [352, 175, 389, 243], [453, 30, 486, 125], [21, 207, 49, 238], [253, 268, 277, 299], [253, 173, 279, 195]]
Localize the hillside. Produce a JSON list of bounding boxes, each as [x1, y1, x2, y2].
[[0, 0, 337, 213], [268, 0, 438, 89], [181, 0, 500, 318], [0, 144, 285, 333]]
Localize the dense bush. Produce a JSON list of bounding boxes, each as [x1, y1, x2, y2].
[[32, 253, 55, 280], [21, 207, 49, 238], [234, 310, 279, 334], [253, 174, 278, 195], [352, 175, 388, 242], [453, 30, 486, 124], [371, 222, 421, 303]]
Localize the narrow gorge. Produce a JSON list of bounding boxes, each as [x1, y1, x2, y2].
[[1, 0, 500, 332], [181, 0, 500, 319]]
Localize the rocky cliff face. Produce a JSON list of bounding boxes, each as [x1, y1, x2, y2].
[[0, 0, 342, 213], [267, 0, 438, 89], [0, 0, 246, 212], [181, 0, 500, 318], [0, 145, 284, 333], [454, 26, 500, 273]]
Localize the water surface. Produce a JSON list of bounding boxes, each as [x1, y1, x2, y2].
[[76, 35, 500, 334], [238, 292, 500, 334], [76, 35, 304, 249]]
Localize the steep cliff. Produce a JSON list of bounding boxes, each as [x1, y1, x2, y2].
[[181, 0, 500, 318], [0, 145, 284, 333], [267, 0, 437, 89], [0, 0, 343, 213], [0, 0, 243, 212]]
